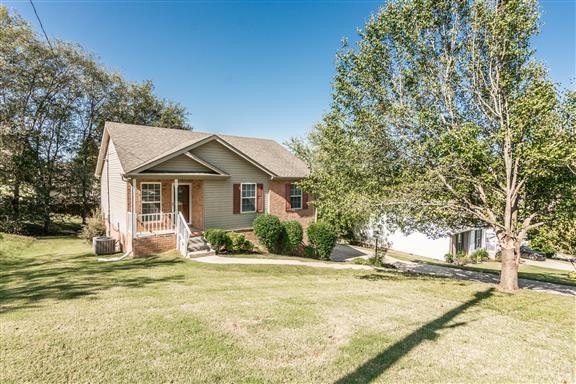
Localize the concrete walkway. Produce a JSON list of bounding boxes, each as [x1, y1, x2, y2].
[[192, 248, 576, 296], [193, 255, 372, 270]]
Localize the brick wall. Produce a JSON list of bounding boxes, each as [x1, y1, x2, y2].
[[268, 180, 315, 230], [133, 234, 176, 257], [191, 180, 204, 230]]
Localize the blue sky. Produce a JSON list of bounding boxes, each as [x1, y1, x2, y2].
[[3, 0, 575, 143]]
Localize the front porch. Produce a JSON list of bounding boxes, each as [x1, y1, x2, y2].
[[127, 179, 204, 236], [126, 179, 206, 256]]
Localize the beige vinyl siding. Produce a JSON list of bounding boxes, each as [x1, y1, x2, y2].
[[146, 154, 213, 173], [193, 140, 270, 229], [101, 141, 128, 234]]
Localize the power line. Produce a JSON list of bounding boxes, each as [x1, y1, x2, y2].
[[28, 0, 55, 55]]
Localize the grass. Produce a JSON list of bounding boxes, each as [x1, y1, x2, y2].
[[1, 234, 575, 383], [384, 248, 576, 287]]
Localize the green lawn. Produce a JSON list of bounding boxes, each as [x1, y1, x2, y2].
[[1, 234, 575, 383], [384, 248, 576, 287]]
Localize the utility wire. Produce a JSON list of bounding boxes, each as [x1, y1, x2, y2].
[[29, 0, 56, 55]]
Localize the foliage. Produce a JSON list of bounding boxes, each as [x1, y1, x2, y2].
[[295, 0, 575, 291], [453, 252, 471, 266], [0, 6, 190, 233], [307, 222, 338, 260], [252, 214, 284, 253], [445, 251, 471, 266], [79, 209, 106, 241], [471, 249, 489, 264], [205, 229, 231, 254], [228, 232, 254, 253], [303, 245, 317, 259], [530, 226, 573, 257], [568, 272, 576, 281], [281, 220, 303, 255]]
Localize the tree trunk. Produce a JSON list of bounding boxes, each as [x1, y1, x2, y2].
[[499, 242, 519, 291], [11, 181, 20, 221]]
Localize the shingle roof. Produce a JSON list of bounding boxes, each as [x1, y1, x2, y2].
[[104, 122, 309, 178]]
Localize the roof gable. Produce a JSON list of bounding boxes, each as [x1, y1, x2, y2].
[[96, 122, 309, 179]]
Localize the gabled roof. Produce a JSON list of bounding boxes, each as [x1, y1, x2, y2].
[[95, 122, 310, 179]]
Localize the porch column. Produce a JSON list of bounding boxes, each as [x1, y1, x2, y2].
[[131, 178, 136, 239], [174, 178, 179, 217]]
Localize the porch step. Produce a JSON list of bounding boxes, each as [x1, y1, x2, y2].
[[188, 234, 212, 253], [187, 249, 215, 258]]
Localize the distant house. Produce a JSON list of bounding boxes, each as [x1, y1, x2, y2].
[[95, 122, 314, 256], [358, 222, 498, 260]]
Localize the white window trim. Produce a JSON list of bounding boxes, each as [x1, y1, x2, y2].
[[141, 182, 162, 221], [290, 183, 303, 210], [240, 182, 257, 214]]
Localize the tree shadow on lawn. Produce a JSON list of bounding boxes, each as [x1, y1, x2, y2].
[[0, 252, 185, 314], [334, 288, 495, 384]]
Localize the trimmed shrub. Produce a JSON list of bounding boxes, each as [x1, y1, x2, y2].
[[303, 245, 317, 259], [281, 220, 303, 255], [205, 229, 231, 254], [80, 209, 105, 241], [471, 249, 489, 263], [228, 232, 254, 253], [253, 214, 284, 253], [307, 222, 337, 260], [444, 253, 454, 264]]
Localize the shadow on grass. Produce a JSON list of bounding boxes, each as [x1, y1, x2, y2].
[[334, 288, 495, 384], [0, 247, 185, 314]]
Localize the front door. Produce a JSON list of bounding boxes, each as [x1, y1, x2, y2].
[[177, 185, 191, 224]]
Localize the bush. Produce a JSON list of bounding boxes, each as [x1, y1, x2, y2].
[[205, 229, 231, 254], [303, 245, 317, 259], [307, 222, 337, 260], [281, 220, 303, 255], [471, 249, 489, 263], [228, 232, 254, 253], [453, 251, 471, 265], [80, 210, 105, 241], [495, 251, 502, 262], [444, 253, 454, 263], [568, 271, 576, 281], [253, 214, 284, 253]]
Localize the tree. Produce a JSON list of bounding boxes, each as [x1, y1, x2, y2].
[[298, 0, 575, 291], [0, 6, 190, 232]]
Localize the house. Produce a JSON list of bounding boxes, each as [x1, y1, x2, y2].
[[95, 122, 315, 256], [357, 221, 498, 260]]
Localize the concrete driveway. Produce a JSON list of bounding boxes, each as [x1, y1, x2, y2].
[[329, 244, 370, 261], [523, 258, 575, 272]]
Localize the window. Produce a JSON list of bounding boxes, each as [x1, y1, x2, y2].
[[455, 232, 465, 253], [290, 184, 302, 210], [241, 183, 256, 213], [474, 229, 483, 249], [141, 183, 161, 221]]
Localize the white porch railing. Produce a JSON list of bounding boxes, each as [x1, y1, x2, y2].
[[176, 211, 191, 256], [134, 212, 177, 236]]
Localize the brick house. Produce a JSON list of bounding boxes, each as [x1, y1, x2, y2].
[[95, 122, 315, 256]]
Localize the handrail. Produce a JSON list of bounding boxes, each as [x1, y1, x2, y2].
[[176, 211, 191, 257]]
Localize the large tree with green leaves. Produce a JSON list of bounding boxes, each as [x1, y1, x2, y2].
[[297, 0, 575, 291], [0, 6, 190, 232]]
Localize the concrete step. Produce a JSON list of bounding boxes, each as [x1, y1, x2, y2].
[[187, 250, 215, 258], [188, 244, 211, 252]]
